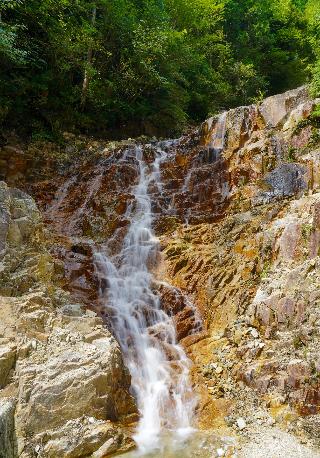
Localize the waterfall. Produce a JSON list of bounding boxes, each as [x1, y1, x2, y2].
[[210, 111, 227, 154], [94, 146, 195, 453], [181, 111, 228, 224], [183, 111, 227, 195]]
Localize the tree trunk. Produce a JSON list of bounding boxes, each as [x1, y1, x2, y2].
[[81, 6, 96, 108]]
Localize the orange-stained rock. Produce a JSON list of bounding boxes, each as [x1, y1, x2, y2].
[[2, 85, 320, 445]]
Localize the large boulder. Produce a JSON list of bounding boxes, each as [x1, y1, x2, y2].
[[0, 344, 16, 389], [0, 182, 41, 256], [263, 163, 308, 199], [14, 296, 136, 456], [259, 86, 309, 128], [41, 418, 134, 458]]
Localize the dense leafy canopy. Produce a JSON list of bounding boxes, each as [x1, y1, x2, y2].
[[0, 0, 319, 138]]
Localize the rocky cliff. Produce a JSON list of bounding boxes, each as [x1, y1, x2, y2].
[[0, 183, 136, 457], [1, 85, 320, 457], [163, 86, 320, 454]]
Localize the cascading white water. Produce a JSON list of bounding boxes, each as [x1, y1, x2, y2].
[[210, 111, 227, 153], [94, 146, 195, 453]]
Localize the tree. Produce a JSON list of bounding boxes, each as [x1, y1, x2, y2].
[[306, 0, 320, 95], [0, 0, 317, 138]]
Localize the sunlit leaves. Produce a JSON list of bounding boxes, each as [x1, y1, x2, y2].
[[0, 0, 318, 136]]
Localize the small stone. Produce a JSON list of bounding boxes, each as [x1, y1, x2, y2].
[[236, 418, 247, 430], [216, 366, 223, 374], [233, 329, 243, 344], [267, 417, 276, 426], [61, 303, 84, 317], [213, 334, 222, 341], [250, 328, 259, 338], [217, 448, 225, 457]]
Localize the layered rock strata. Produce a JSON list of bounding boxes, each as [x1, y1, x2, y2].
[[163, 86, 320, 447], [1, 85, 320, 454]]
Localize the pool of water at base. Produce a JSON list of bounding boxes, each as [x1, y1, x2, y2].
[[117, 430, 236, 458]]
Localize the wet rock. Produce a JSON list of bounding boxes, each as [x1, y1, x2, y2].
[[226, 105, 261, 152], [158, 283, 189, 316]]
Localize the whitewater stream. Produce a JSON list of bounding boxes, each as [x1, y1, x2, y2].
[[42, 114, 231, 456], [93, 146, 196, 454]]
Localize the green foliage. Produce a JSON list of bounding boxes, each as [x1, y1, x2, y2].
[[311, 61, 320, 96], [306, 0, 320, 95], [0, 23, 28, 64], [309, 104, 320, 129], [224, 0, 313, 95], [286, 145, 297, 162], [0, 0, 318, 138], [260, 261, 271, 279], [301, 223, 313, 240], [308, 127, 320, 147]]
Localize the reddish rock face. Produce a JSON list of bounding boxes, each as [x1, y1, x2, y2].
[[157, 283, 202, 340], [25, 139, 220, 340], [237, 357, 320, 416], [3, 85, 320, 428], [291, 125, 313, 149], [49, 239, 99, 307], [255, 296, 306, 329]]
